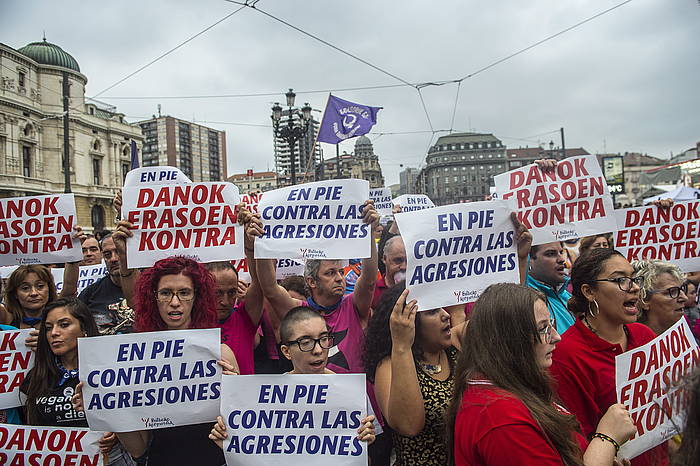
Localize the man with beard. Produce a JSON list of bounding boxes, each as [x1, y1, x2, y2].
[[372, 235, 406, 309], [77, 234, 133, 334], [526, 241, 573, 334]]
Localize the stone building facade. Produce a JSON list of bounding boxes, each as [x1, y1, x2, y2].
[[317, 136, 385, 188], [0, 39, 143, 232]]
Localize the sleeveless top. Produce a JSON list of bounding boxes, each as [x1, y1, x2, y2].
[[392, 346, 457, 465]]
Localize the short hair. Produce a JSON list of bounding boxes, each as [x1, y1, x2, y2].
[[383, 235, 404, 258], [204, 261, 238, 275], [529, 241, 564, 260], [280, 275, 308, 298], [303, 259, 343, 282], [634, 260, 685, 305], [279, 306, 325, 344], [99, 233, 114, 250]]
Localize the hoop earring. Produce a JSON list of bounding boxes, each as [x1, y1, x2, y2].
[[588, 299, 599, 318]]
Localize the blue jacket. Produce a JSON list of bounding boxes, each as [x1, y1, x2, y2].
[[526, 275, 574, 335]]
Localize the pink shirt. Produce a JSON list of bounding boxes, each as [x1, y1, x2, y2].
[[220, 301, 257, 375]]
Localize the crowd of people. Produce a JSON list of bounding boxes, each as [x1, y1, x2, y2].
[[2, 163, 700, 466]]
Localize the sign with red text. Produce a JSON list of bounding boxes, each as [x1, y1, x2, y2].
[[393, 194, 434, 212], [395, 200, 519, 311], [0, 194, 82, 266], [616, 319, 700, 459], [254, 180, 371, 260], [0, 329, 35, 409], [231, 258, 304, 283], [494, 156, 616, 245], [79, 329, 222, 432], [0, 424, 103, 465], [122, 182, 244, 268], [220, 374, 368, 466], [614, 201, 700, 272], [241, 191, 263, 214]]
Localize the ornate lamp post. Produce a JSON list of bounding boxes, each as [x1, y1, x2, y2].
[[271, 89, 312, 185]]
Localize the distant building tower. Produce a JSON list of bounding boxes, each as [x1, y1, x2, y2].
[[399, 167, 420, 194], [273, 109, 321, 186], [136, 116, 227, 181], [316, 135, 385, 188]]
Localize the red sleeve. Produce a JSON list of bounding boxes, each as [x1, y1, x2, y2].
[[550, 361, 600, 437], [476, 423, 565, 465]]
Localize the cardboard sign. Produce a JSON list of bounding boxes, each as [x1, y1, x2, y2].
[[254, 180, 371, 260], [614, 201, 700, 272], [392, 194, 434, 212], [221, 374, 368, 466], [79, 329, 222, 432], [395, 200, 519, 310], [493, 155, 616, 245], [52, 263, 108, 296], [0, 194, 82, 266], [0, 329, 35, 409], [123, 182, 244, 268], [616, 319, 700, 459], [0, 424, 103, 465]]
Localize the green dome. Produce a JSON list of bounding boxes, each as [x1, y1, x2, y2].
[[17, 40, 80, 72]]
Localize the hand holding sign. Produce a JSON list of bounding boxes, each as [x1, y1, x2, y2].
[[390, 289, 418, 351], [594, 403, 636, 450]]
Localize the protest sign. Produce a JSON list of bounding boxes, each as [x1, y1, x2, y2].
[[616, 318, 700, 459], [221, 374, 368, 466], [0, 194, 82, 266], [232, 258, 252, 283], [493, 155, 616, 245], [392, 194, 435, 212], [122, 181, 244, 268], [241, 191, 263, 214], [123, 166, 192, 187], [0, 424, 103, 466], [254, 180, 371, 260], [369, 188, 393, 221], [53, 263, 108, 296], [614, 201, 700, 272], [0, 329, 35, 409], [395, 200, 519, 310], [231, 258, 304, 283], [79, 328, 222, 432]]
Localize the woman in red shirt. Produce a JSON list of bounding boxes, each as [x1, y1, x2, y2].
[[550, 248, 668, 466], [446, 282, 634, 466]]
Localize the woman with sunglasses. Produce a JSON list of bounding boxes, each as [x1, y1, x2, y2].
[[209, 306, 376, 448], [447, 283, 635, 465], [633, 260, 688, 336], [551, 248, 668, 466]]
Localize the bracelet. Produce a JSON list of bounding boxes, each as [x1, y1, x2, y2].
[[119, 271, 134, 278], [591, 432, 620, 453]]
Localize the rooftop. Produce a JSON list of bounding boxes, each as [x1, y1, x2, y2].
[[16, 39, 80, 72]]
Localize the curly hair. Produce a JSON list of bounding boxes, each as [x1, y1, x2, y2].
[[633, 260, 685, 305], [4, 265, 58, 324], [134, 256, 218, 332], [362, 281, 426, 383], [568, 248, 624, 317]]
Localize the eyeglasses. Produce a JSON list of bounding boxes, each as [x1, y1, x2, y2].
[[286, 335, 334, 352], [593, 276, 643, 292], [155, 289, 195, 302], [648, 283, 688, 299], [538, 318, 557, 344]]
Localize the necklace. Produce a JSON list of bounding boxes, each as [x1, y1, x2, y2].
[[419, 352, 443, 375], [583, 316, 598, 335]]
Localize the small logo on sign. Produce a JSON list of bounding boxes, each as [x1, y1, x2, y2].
[[453, 290, 479, 303], [300, 248, 326, 259], [142, 417, 174, 428]]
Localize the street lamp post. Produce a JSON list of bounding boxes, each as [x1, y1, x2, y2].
[[271, 89, 312, 186]]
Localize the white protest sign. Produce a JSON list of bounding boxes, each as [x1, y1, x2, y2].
[[393, 194, 434, 212], [241, 191, 263, 214], [123, 166, 192, 187], [0, 194, 82, 266], [79, 328, 222, 432], [221, 374, 368, 466], [494, 155, 616, 245], [53, 263, 108, 296], [370, 188, 393, 217], [276, 258, 305, 280], [0, 265, 19, 279], [232, 258, 251, 283], [254, 179, 371, 260], [616, 319, 700, 459], [395, 200, 519, 310], [0, 424, 103, 465], [0, 329, 35, 409], [122, 182, 244, 268], [614, 201, 700, 272]]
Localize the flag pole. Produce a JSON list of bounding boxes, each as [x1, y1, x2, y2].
[[301, 93, 330, 184]]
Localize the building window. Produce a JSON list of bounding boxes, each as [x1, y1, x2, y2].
[[454, 176, 459, 182], [92, 158, 101, 185], [22, 145, 31, 177], [470, 155, 475, 160], [445, 177, 449, 184], [18, 71, 26, 88], [91, 205, 105, 232]]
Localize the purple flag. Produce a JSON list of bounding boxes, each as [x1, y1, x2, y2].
[[317, 95, 382, 144], [130, 140, 139, 170]]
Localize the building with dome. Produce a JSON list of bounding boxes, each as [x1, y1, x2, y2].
[[317, 135, 385, 188], [0, 39, 142, 232]]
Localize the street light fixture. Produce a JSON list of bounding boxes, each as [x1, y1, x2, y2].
[[271, 89, 312, 185]]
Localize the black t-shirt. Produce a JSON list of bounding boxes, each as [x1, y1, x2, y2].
[[149, 423, 224, 466], [32, 376, 87, 428], [78, 276, 134, 334]]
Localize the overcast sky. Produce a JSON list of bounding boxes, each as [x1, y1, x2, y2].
[[3, 0, 699, 185]]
